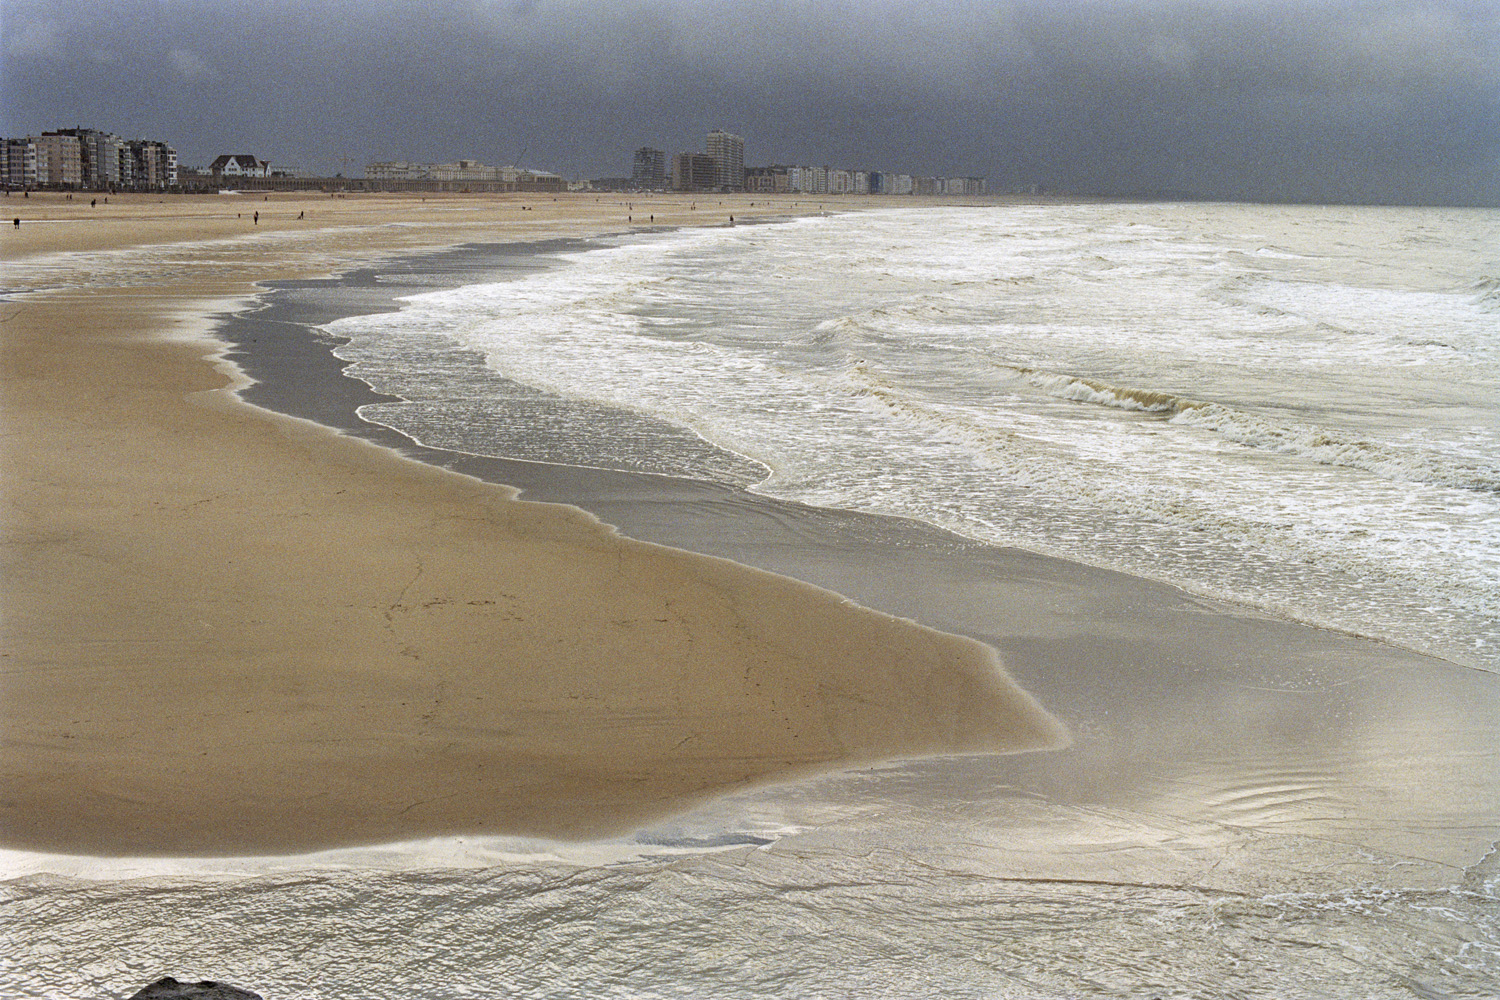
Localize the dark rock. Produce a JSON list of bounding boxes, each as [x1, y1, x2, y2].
[[125, 977, 263, 1000]]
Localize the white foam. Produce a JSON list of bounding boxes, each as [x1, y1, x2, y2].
[[324, 203, 1500, 669]]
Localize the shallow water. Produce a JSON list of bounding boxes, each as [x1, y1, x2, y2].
[[6, 759, 1498, 999]]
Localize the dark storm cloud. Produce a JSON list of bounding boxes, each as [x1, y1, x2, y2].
[[3, 0, 1496, 203]]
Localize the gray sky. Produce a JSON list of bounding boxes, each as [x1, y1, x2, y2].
[[3, 0, 1497, 203]]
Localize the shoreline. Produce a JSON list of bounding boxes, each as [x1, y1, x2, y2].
[[190, 215, 1500, 880], [4, 193, 1498, 883], [1, 192, 1068, 859]]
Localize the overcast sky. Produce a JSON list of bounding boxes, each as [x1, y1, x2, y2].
[[3, 0, 1496, 204]]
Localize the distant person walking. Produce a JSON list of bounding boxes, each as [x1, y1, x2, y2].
[[12, 218, 18, 229], [253, 211, 259, 225]]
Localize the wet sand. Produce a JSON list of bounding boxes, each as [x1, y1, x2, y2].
[[0, 191, 1065, 857]]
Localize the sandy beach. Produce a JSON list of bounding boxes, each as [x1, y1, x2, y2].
[[5, 190, 1499, 999], [0, 191, 1066, 856]]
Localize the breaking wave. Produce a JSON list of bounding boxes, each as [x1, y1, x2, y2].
[[1013, 366, 1500, 493], [1475, 275, 1500, 310], [1014, 367, 1192, 414]]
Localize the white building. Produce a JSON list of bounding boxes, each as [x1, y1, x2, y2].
[[210, 154, 269, 178], [366, 161, 424, 180], [429, 159, 503, 182]]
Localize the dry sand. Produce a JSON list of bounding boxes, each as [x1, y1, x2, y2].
[[0, 191, 1066, 856]]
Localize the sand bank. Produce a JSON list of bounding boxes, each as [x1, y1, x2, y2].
[[0, 192, 1065, 856]]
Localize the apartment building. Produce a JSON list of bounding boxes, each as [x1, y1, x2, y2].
[[1, 128, 176, 189], [884, 173, 915, 195], [671, 152, 717, 192], [127, 139, 178, 189], [1, 138, 38, 188], [34, 132, 83, 187], [632, 147, 666, 188], [705, 129, 744, 191], [49, 128, 126, 187]]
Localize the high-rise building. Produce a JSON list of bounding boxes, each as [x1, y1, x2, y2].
[[126, 139, 178, 189], [632, 147, 666, 188], [672, 152, 717, 192], [705, 129, 744, 191], [1, 138, 38, 188], [35, 132, 83, 187], [52, 128, 126, 187], [3, 128, 176, 189]]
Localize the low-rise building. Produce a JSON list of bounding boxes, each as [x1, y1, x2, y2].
[[429, 159, 500, 183], [514, 168, 566, 192], [365, 159, 564, 192], [744, 165, 791, 193], [210, 154, 270, 179], [366, 160, 426, 181]]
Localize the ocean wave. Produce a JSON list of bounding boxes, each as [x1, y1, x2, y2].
[[810, 314, 870, 345], [1475, 275, 1500, 310], [1009, 367, 1500, 493], [1020, 369, 1189, 414], [823, 361, 1499, 665], [840, 363, 1035, 474], [1254, 245, 1309, 260], [1171, 403, 1500, 493]]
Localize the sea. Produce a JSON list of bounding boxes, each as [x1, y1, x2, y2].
[[4, 201, 1499, 999], [329, 203, 1500, 673]]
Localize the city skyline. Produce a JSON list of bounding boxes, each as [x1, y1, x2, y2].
[[3, 1, 1496, 205], [3, 118, 994, 202], [1, 127, 177, 189]]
